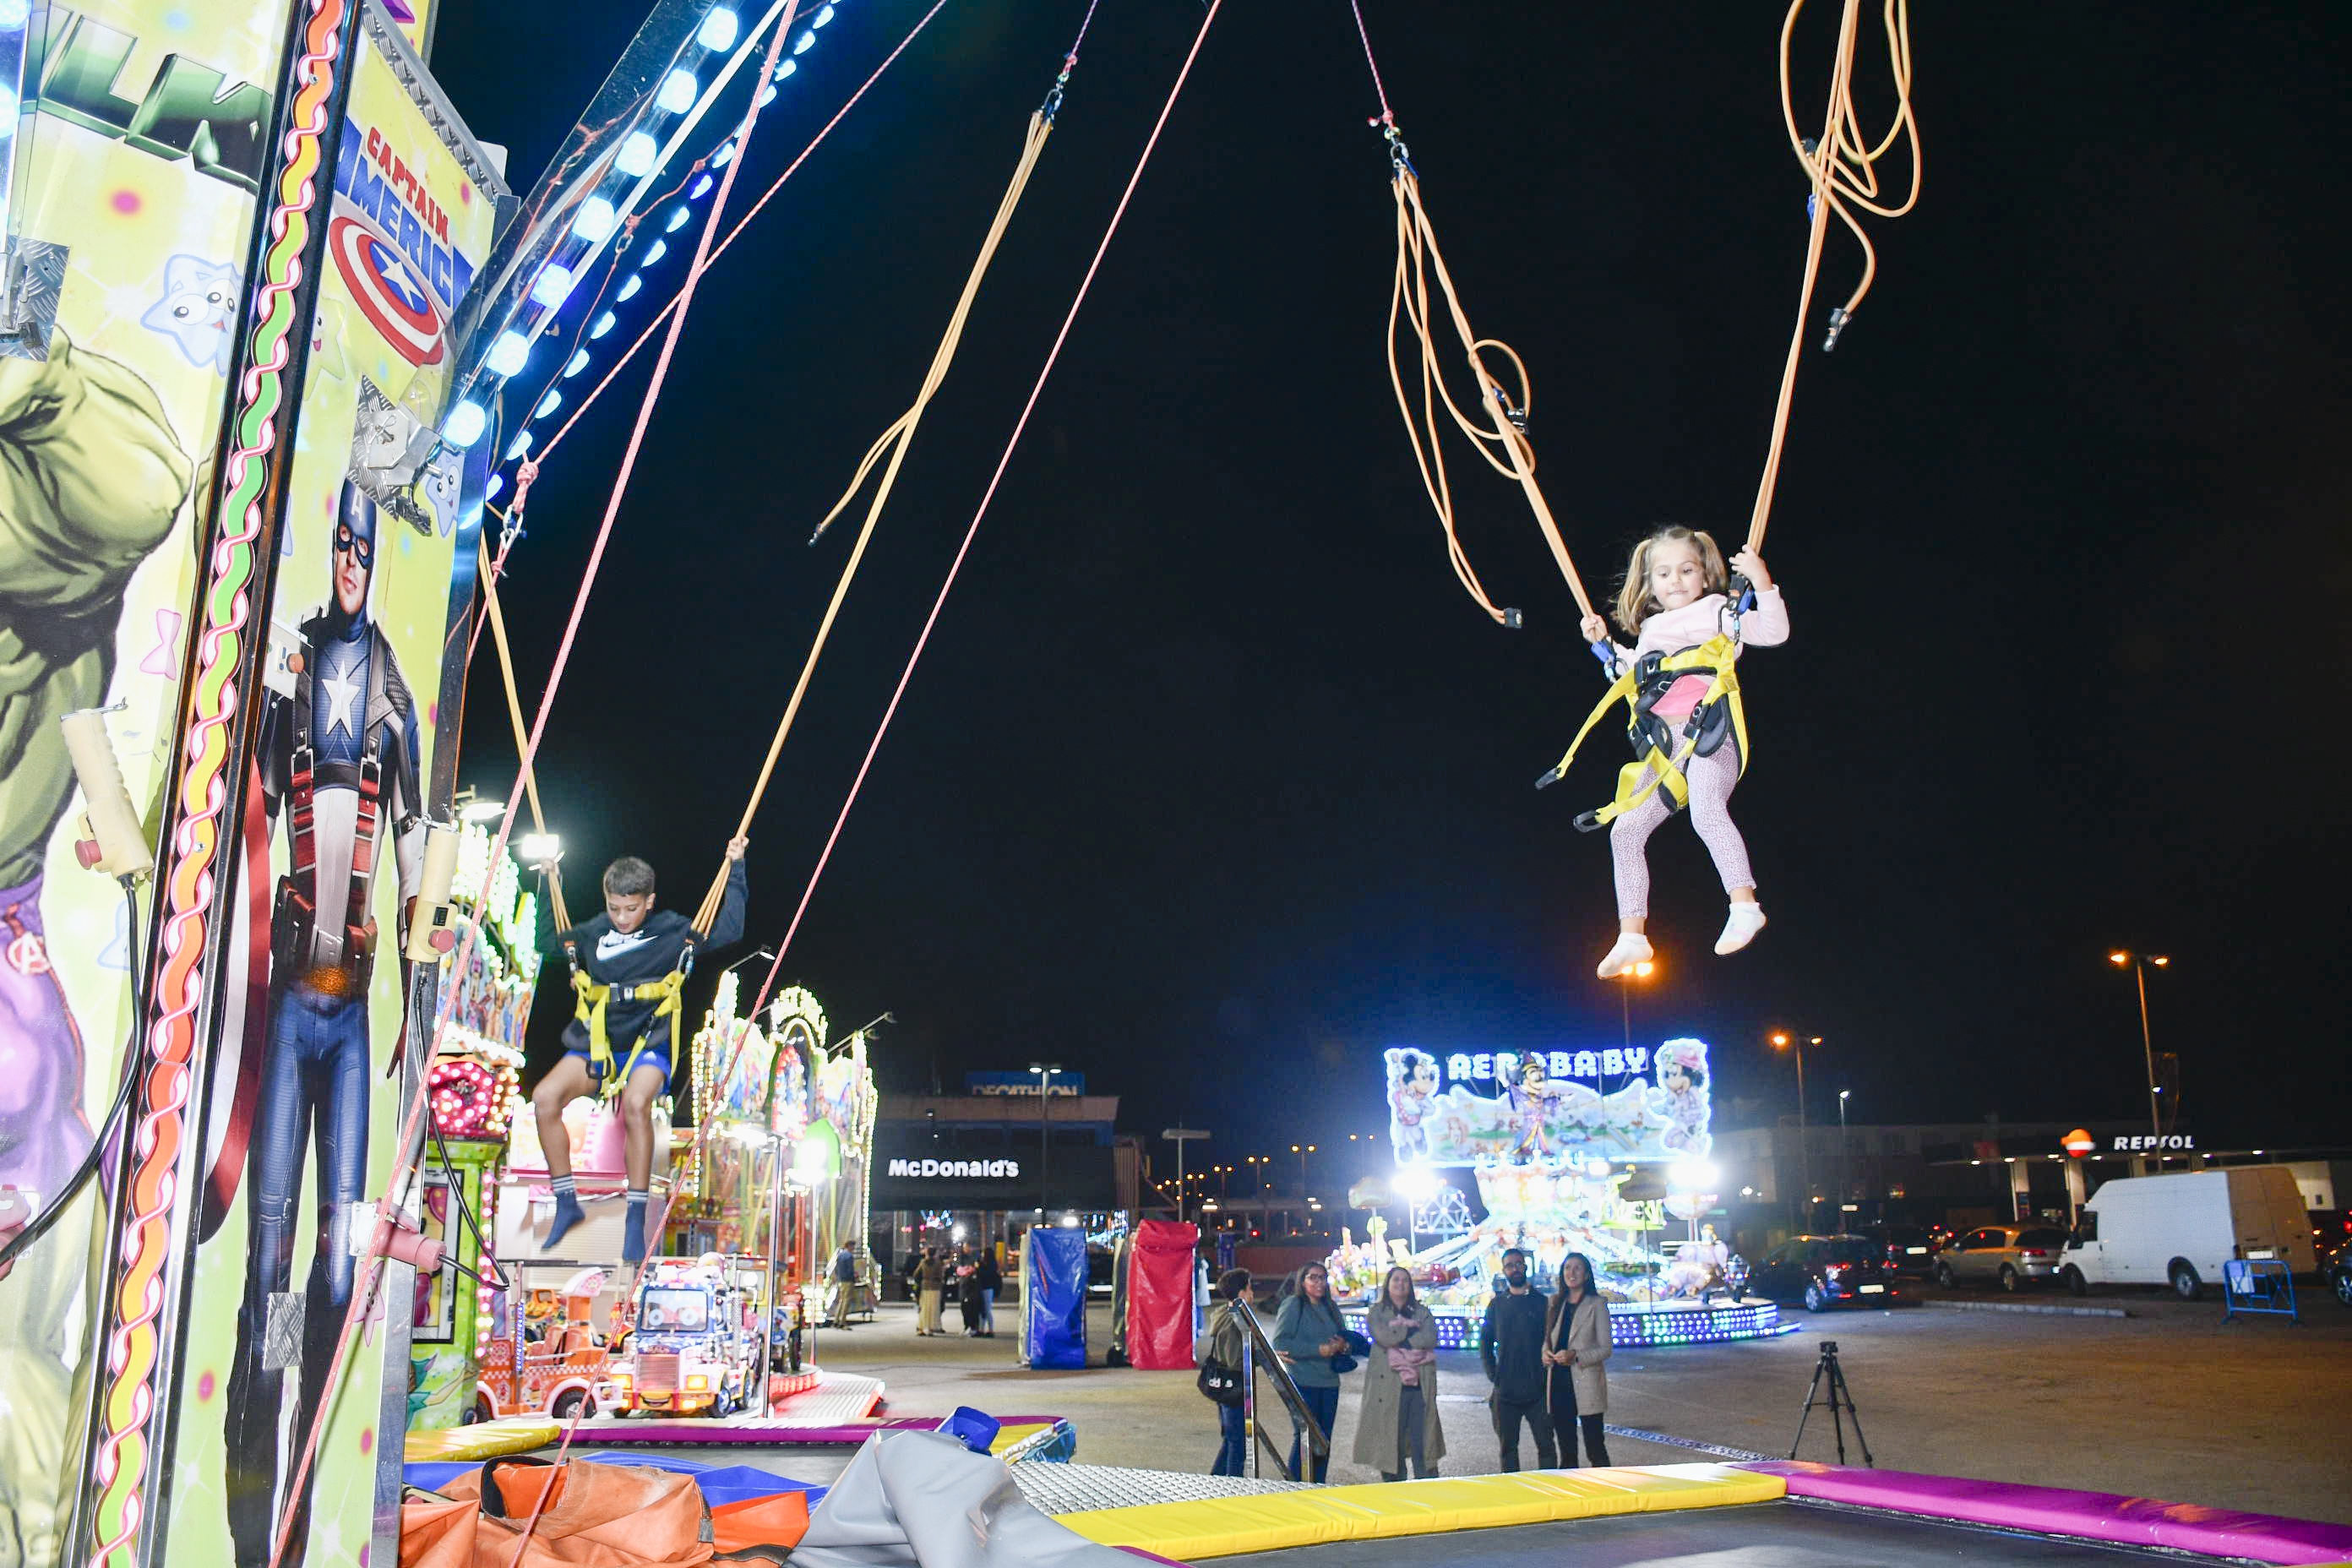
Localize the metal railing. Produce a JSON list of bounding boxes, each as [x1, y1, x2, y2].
[[1236, 1298, 1329, 1480]]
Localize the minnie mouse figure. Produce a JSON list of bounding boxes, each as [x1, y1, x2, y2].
[[1650, 1040, 1712, 1154]]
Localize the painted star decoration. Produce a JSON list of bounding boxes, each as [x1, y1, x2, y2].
[[320, 669, 362, 738]]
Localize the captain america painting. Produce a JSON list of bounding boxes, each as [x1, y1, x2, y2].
[[223, 479, 423, 1567]]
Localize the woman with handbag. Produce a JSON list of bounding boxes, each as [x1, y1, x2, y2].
[[1543, 1250, 1614, 1467], [1354, 1266, 1445, 1481], [1202, 1268, 1254, 1475], [1271, 1262, 1352, 1482]]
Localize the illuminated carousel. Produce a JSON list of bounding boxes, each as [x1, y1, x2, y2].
[[1331, 1042, 1793, 1348]]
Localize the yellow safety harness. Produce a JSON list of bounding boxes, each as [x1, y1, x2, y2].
[[1537, 634, 1749, 833], [568, 964, 690, 1100]]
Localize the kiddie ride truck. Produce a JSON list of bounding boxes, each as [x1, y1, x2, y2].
[[597, 1255, 765, 1417]]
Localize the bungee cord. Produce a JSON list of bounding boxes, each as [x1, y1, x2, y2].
[[690, 25, 1081, 934], [610, 0, 1236, 1345], [1746, 0, 1919, 552], [1352, 0, 1596, 629], [262, 11, 805, 1563]]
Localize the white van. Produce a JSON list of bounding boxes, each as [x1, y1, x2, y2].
[[2062, 1166, 2315, 1298]]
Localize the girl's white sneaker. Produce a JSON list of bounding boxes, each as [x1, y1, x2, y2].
[[1597, 931, 1655, 979], [1715, 903, 1767, 956]]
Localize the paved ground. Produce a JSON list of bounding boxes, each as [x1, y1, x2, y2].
[[800, 1283, 2352, 1524]]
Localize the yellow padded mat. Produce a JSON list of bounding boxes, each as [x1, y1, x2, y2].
[[1059, 1463, 1785, 1560], [403, 1416, 563, 1463]]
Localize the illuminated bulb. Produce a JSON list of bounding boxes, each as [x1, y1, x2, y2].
[[813, 3, 834, 24], [665, 207, 690, 233], [590, 311, 617, 339], [616, 131, 659, 177], [505, 430, 533, 460], [573, 197, 618, 242], [485, 331, 530, 378], [564, 350, 591, 378], [485, 474, 504, 501], [775, 58, 796, 79], [443, 398, 489, 445], [690, 173, 714, 199], [657, 69, 700, 114], [792, 29, 814, 54], [697, 7, 739, 49], [536, 389, 561, 419], [711, 140, 735, 168], [529, 264, 576, 308], [641, 239, 667, 266], [615, 275, 642, 302]]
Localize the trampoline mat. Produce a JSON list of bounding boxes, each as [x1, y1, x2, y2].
[[1218, 1500, 2213, 1565]]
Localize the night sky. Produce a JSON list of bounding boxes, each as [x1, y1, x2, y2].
[[427, 1, 2349, 1177]]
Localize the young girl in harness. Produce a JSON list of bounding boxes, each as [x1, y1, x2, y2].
[[536, 838, 749, 1261], [1570, 526, 1787, 978]]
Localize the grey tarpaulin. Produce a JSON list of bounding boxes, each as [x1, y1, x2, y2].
[[787, 1431, 1143, 1567]]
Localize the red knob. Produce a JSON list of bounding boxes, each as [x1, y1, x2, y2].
[[75, 840, 102, 868]]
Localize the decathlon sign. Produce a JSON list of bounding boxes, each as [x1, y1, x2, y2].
[[886, 1158, 1023, 1180]]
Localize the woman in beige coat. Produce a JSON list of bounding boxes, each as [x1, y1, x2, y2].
[[1543, 1251, 1613, 1465], [1353, 1266, 1445, 1480]]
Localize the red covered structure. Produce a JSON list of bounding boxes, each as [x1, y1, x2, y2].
[[1123, 1220, 1200, 1370]]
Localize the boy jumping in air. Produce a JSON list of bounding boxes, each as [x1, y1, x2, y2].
[[535, 838, 749, 1261]]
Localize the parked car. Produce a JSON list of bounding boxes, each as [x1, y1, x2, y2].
[[1747, 1235, 1903, 1311], [1932, 1223, 2068, 1291], [2061, 1167, 2316, 1300], [1859, 1222, 1940, 1278]]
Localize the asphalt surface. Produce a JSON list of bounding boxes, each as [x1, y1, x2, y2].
[[801, 1282, 2352, 1523]]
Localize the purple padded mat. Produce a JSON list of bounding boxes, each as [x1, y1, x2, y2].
[[1745, 1462, 2352, 1565]]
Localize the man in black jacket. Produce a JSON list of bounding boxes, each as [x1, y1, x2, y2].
[[1480, 1247, 1558, 1470]]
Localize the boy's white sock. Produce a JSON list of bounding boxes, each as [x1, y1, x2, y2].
[[1596, 931, 1654, 979], [1715, 902, 1767, 956]]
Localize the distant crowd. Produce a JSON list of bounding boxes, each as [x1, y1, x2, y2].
[[1202, 1246, 1610, 1482]]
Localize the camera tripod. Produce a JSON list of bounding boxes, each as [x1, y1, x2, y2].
[[1789, 1339, 1873, 1466]]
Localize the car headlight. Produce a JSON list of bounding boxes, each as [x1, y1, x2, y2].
[[686, 1374, 709, 1391]]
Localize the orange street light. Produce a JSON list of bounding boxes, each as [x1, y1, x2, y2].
[[2107, 951, 2173, 1141]]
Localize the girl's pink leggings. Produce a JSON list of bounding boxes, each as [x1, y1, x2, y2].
[[1609, 743, 1754, 918]]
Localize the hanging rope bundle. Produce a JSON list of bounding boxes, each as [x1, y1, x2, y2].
[[1353, 2, 1595, 629], [690, 26, 1087, 933], [1745, 0, 1919, 551]]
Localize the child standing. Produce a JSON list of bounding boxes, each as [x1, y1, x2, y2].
[[534, 838, 749, 1262], [1579, 527, 1787, 978]]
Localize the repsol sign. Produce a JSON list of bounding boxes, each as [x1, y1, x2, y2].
[[2112, 1135, 2195, 1152], [886, 1158, 1023, 1180]]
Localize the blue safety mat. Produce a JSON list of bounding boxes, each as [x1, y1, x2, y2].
[[404, 1451, 826, 1509]]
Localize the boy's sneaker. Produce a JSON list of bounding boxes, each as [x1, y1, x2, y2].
[[542, 1193, 585, 1253]]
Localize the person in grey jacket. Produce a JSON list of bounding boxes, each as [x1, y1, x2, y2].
[[1354, 1266, 1445, 1481], [1206, 1268, 1254, 1476], [1544, 1251, 1614, 1466], [1479, 1248, 1557, 1470], [1271, 1263, 1349, 1482]]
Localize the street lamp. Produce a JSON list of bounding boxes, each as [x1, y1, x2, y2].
[[1770, 1033, 1821, 1229], [1291, 1144, 1316, 1198], [2107, 951, 2170, 1141], [1028, 1063, 1061, 1219], [1614, 958, 1657, 1054], [1162, 1126, 1209, 1225], [1838, 1089, 1851, 1220]]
